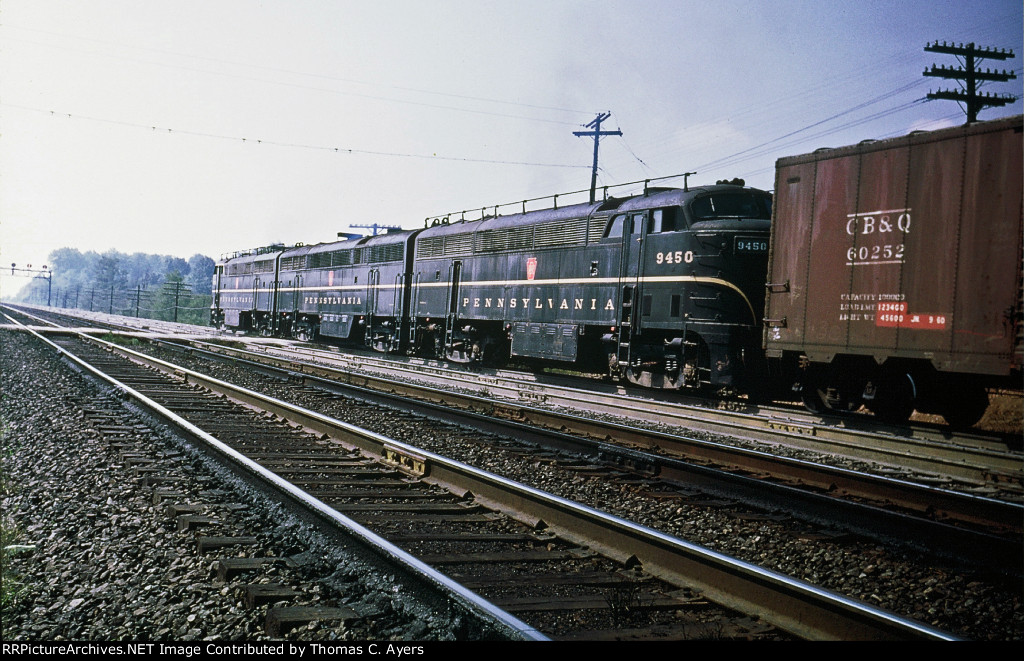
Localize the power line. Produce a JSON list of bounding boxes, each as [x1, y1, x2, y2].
[[1, 27, 590, 126], [3, 23, 594, 116], [3, 103, 591, 170], [694, 97, 929, 174], [692, 79, 928, 172]]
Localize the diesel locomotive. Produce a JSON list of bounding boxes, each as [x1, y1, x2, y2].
[[212, 181, 774, 393]]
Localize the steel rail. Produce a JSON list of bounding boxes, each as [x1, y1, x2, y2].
[[156, 337, 1023, 534], [210, 339, 1024, 483], [140, 336, 1024, 572], [35, 329, 959, 641], [7, 320, 546, 642]]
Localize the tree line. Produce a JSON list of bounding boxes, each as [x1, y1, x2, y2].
[[10, 248, 217, 326]]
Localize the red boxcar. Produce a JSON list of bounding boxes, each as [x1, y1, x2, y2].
[[763, 115, 1023, 426]]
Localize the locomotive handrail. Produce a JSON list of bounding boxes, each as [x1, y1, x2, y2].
[[423, 169, 721, 226]]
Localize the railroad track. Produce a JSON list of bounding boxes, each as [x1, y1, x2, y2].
[[6, 306, 1021, 563], [7, 320, 958, 640], [197, 337, 1023, 487], [138, 335, 1021, 533], [0, 303, 215, 336], [8, 303, 1020, 487]]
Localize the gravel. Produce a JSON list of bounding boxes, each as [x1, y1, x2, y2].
[[0, 331, 506, 641]]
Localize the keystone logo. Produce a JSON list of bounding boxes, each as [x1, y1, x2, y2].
[[526, 257, 537, 280]]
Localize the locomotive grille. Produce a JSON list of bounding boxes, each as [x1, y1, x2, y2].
[[443, 233, 474, 256], [333, 250, 356, 266], [361, 243, 404, 263], [421, 213, 610, 259], [476, 230, 509, 252], [418, 237, 445, 259], [225, 262, 254, 276], [588, 215, 609, 243], [504, 226, 533, 250], [308, 250, 356, 268], [281, 256, 309, 270], [535, 218, 587, 247]]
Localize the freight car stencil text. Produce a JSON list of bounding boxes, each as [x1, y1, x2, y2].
[[845, 208, 911, 235], [844, 208, 911, 267]]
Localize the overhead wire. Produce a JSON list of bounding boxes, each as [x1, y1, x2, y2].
[[2, 23, 594, 116], [626, 7, 1020, 173], [2, 11, 1018, 192], [2, 103, 591, 169], [0, 26, 589, 126]]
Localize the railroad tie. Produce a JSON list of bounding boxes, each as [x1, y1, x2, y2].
[[265, 606, 360, 637]]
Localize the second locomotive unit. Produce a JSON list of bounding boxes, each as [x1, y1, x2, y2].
[[212, 180, 773, 393]]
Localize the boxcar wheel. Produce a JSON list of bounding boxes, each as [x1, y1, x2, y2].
[[939, 384, 988, 429], [865, 371, 915, 424]]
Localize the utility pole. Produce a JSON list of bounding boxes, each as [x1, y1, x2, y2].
[[574, 112, 622, 203], [923, 41, 1016, 123], [162, 280, 192, 323]]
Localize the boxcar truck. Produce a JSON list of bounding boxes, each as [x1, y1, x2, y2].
[[763, 115, 1023, 426]]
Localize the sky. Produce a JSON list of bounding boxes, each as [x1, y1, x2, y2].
[[1, 0, 1021, 297]]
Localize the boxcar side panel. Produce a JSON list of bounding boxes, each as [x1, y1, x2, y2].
[[764, 160, 817, 350], [765, 115, 1022, 376], [846, 142, 910, 354], [893, 131, 963, 356], [790, 152, 861, 360], [949, 124, 1024, 372]]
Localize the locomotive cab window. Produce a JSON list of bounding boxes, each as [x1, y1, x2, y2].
[[649, 208, 681, 233], [689, 193, 772, 223], [604, 214, 626, 239], [606, 213, 650, 239]]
